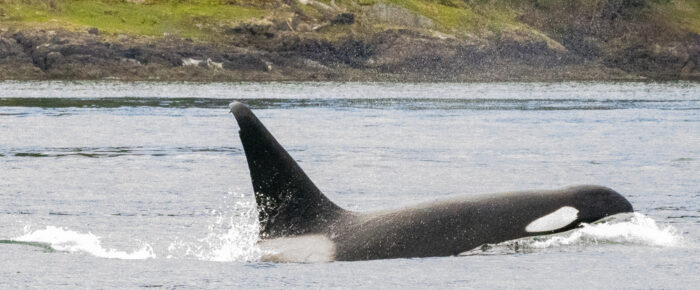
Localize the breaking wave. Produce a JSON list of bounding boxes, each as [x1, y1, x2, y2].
[[461, 213, 685, 256], [13, 226, 155, 260]]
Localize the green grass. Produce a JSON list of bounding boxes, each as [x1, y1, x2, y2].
[[295, 2, 325, 20], [385, 0, 477, 32], [0, 0, 269, 39], [668, 0, 700, 34], [0, 0, 696, 39], [380, 0, 526, 36]]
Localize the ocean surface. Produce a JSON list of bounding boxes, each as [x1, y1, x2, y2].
[[0, 81, 698, 288]]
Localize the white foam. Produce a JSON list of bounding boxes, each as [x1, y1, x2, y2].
[[15, 226, 155, 260], [529, 213, 683, 248], [462, 213, 685, 256]]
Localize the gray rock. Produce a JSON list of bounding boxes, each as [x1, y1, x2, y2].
[[222, 53, 270, 71], [0, 36, 24, 58], [680, 60, 695, 76], [45, 51, 63, 69], [331, 13, 354, 25], [365, 3, 433, 29]]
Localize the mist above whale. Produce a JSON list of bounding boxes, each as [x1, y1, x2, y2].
[[228, 102, 634, 261]]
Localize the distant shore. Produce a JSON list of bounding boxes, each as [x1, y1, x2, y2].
[[1, 0, 698, 82]]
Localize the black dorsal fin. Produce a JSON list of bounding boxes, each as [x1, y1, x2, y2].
[[229, 102, 345, 239]]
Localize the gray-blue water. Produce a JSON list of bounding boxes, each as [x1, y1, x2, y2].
[[1, 81, 699, 288]]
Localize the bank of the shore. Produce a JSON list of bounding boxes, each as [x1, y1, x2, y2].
[[1, 0, 698, 82]]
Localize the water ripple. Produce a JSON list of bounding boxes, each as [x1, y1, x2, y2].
[[2, 97, 699, 111], [1, 146, 242, 158]]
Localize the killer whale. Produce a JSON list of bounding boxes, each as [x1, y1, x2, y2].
[[229, 102, 633, 261]]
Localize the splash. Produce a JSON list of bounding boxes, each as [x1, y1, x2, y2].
[[9, 204, 683, 262], [167, 191, 262, 262], [9, 191, 261, 262], [529, 213, 682, 248], [14, 226, 155, 260], [462, 213, 684, 256]]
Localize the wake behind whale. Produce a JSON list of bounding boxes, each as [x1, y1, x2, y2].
[[5, 211, 683, 263], [228, 102, 635, 261]]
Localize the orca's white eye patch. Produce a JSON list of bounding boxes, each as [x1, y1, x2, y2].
[[525, 206, 579, 233]]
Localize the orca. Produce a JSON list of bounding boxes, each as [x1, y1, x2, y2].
[[228, 102, 634, 261]]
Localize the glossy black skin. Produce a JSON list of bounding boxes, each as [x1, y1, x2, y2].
[[230, 102, 633, 261]]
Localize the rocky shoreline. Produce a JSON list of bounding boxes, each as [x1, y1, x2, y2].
[[1, 1, 698, 82]]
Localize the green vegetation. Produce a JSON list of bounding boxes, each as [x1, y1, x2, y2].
[[0, 0, 270, 38], [0, 0, 696, 39], [388, 0, 481, 31], [0, 0, 697, 81], [386, 0, 528, 34], [666, 0, 700, 33]]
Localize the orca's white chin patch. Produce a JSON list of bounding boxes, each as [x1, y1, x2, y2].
[[259, 234, 336, 263], [526, 206, 579, 233]]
